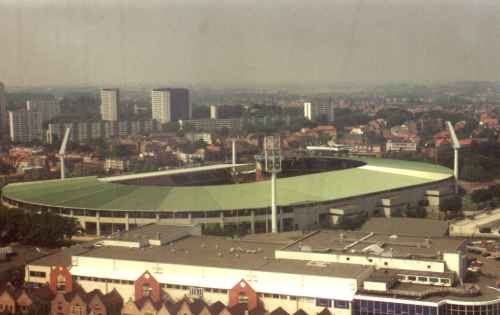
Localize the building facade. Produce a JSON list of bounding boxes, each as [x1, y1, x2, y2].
[[0, 82, 8, 138], [152, 88, 191, 124], [8, 110, 43, 143], [26, 97, 61, 123], [304, 102, 335, 122], [101, 89, 120, 121]]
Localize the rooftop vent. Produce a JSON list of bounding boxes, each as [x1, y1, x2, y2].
[[300, 245, 312, 252]]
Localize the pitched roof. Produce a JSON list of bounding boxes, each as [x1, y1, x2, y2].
[[270, 307, 289, 315], [292, 309, 307, 315], [189, 298, 208, 315], [318, 308, 331, 315], [135, 296, 163, 311], [101, 288, 123, 306], [31, 285, 54, 302], [209, 301, 226, 315]]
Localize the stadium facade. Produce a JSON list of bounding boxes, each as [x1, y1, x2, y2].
[[1, 157, 455, 236]]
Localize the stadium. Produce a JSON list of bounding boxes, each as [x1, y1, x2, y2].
[[1, 156, 455, 235]]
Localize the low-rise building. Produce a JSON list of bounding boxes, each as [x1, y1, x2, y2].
[[24, 224, 500, 315]]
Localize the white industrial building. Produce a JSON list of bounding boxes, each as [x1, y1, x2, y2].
[[24, 224, 500, 315]]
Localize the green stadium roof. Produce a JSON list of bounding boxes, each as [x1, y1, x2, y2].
[[1, 157, 452, 212]]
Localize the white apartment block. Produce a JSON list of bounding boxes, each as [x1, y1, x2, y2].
[[152, 88, 190, 124], [0, 82, 8, 137], [8, 110, 43, 143], [304, 102, 335, 122], [100, 89, 120, 121]]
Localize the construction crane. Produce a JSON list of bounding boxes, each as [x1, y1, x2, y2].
[[59, 127, 71, 180]]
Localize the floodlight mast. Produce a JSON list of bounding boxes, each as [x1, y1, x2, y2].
[[446, 121, 461, 193], [264, 135, 282, 233], [231, 139, 236, 172], [59, 127, 71, 180]]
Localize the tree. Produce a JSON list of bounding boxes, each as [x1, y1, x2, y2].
[[470, 189, 493, 204], [375, 108, 413, 127], [0, 207, 79, 247]]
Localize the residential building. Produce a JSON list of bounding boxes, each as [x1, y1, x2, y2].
[[209, 105, 243, 120], [187, 132, 213, 145], [386, 140, 417, 152], [101, 89, 120, 121], [47, 120, 158, 144], [182, 118, 243, 132], [304, 102, 335, 122], [8, 110, 43, 143], [104, 158, 136, 172], [152, 88, 191, 124], [26, 97, 61, 123], [0, 82, 8, 138]]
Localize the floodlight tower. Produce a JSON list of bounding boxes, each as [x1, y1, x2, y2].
[[59, 127, 71, 180], [446, 121, 461, 193], [264, 135, 282, 233], [231, 139, 237, 172]]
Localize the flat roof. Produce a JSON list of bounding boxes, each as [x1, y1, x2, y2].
[[31, 234, 369, 281], [284, 230, 465, 259], [27, 224, 500, 303], [360, 217, 449, 238], [2, 157, 452, 212]]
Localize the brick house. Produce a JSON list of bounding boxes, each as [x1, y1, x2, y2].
[[51, 286, 122, 315]]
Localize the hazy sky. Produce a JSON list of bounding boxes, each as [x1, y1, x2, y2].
[[0, 0, 499, 88]]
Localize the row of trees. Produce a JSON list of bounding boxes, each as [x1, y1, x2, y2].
[[0, 207, 79, 247]]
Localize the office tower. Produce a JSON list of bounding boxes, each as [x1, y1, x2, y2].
[[151, 88, 190, 124], [8, 110, 43, 143], [304, 101, 335, 122], [100, 89, 120, 121], [26, 96, 61, 123], [0, 82, 8, 138]]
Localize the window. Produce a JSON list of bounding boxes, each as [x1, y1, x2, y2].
[[384, 262, 388, 266], [56, 274, 67, 291], [346, 257, 350, 261], [407, 276, 417, 281], [418, 276, 428, 282], [238, 293, 249, 304], [440, 278, 450, 284], [71, 305, 84, 315], [316, 299, 332, 308], [429, 278, 439, 283], [189, 287, 204, 297], [334, 300, 349, 309], [368, 259, 373, 263], [142, 284, 152, 296], [29, 271, 46, 278]]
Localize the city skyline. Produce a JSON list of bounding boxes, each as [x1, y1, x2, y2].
[[0, 0, 499, 88]]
